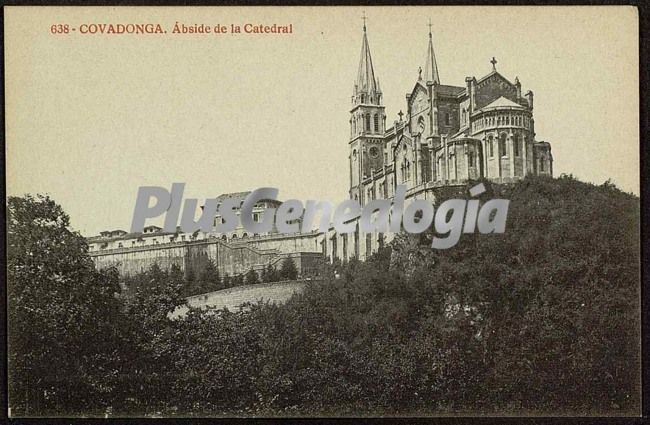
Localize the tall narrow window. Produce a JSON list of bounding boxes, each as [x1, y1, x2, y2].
[[365, 114, 371, 132], [445, 112, 450, 126], [514, 135, 520, 156], [488, 136, 494, 157], [468, 151, 474, 167], [374, 114, 379, 132], [499, 133, 507, 157], [540, 160, 545, 172]]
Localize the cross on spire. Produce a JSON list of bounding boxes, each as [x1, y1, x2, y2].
[[423, 20, 440, 84], [491, 56, 498, 71], [362, 11, 367, 32]]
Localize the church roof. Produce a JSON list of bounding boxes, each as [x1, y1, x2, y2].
[[214, 191, 252, 202], [476, 69, 517, 86], [481, 96, 526, 110], [437, 84, 465, 97]]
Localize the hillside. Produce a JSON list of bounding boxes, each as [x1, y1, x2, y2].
[[153, 175, 640, 416], [7, 175, 640, 416]]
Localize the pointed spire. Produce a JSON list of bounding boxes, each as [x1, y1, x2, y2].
[[423, 20, 440, 84], [354, 14, 381, 105]]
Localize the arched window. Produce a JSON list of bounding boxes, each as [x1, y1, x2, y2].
[[499, 133, 507, 157], [365, 114, 371, 131], [418, 116, 426, 134], [468, 151, 474, 167], [445, 112, 450, 126], [488, 135, 494, 157], [374, 114, 379, 132]]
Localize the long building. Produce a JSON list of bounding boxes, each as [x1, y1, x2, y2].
[[87, 22, 553, 278]]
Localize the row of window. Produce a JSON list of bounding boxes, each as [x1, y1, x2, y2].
[[366, 180, 388, 201], [92, 229, 280, 251], [329, 232, 385, 262], [351, 113, 382, 135], [473, 113, 530, 131], [487, 133, 523, 158]]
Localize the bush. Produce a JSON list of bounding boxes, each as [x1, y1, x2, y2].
[[8, 176, 640, 416]]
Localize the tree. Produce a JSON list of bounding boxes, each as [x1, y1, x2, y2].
[[169, 263, 184, 284], [198, 260, 221, 292], [263, 264, 280, 283], [245, 268, 259, 285], [232, 273, 244, 286], [279, 257, 298, 280], [261, 265, 269, 282], [7, 195, 127, 415]]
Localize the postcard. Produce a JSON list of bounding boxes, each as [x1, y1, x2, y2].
[[4, 6, 640, 418]]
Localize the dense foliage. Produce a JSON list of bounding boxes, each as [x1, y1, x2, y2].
[[7, 176, 640, 416]]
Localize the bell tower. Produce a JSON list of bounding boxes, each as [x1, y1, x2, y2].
[[349, 17, 385, 205]]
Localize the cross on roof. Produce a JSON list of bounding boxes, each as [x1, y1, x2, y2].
[[362, 11, 367, 31], [398, 110, 404, 121], [491, 57, 498, 71]]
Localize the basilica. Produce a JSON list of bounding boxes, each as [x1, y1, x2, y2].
[[87, 23, 553, 279], [348, 23, 552, 207]]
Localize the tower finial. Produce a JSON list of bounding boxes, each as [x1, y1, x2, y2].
[[353, 15, 380, 105], [423, 22, 440, 84], [491, 56, 498, 71]]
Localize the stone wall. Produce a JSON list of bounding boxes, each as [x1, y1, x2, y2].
[[89, 232, 324, 278]]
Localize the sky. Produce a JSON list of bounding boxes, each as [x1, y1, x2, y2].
[[5, 6, 639, 236]]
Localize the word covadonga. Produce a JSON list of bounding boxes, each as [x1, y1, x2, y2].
[[130, 183, 509, 249]]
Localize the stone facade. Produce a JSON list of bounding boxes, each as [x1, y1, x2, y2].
[[88, 192, 324, 279], [349, 28, 553, 210], [87, 23, 554, 278]]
